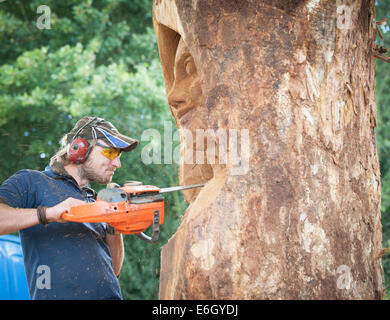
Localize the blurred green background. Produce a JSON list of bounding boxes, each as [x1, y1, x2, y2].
[[0, 0, 389, 299]]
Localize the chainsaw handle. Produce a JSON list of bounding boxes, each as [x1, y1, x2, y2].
[[135, 232, 159, 244], [135, 210, 160, 244]]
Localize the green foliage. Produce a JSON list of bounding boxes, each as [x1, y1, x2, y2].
[[376, 0, 390, 298], [0, 0, 153, 68], [0, 0, 183, 299]]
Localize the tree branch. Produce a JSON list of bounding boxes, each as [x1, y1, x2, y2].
[[373, 52, 390, 64]]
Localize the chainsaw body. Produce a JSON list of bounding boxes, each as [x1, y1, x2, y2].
[[62, 184, 165, 242], [61, 182, 204, 244]]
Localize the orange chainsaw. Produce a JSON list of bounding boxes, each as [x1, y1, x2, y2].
[[61, 181, 204, 244]]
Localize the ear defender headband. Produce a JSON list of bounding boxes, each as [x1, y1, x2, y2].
[[67, 117, 101, 164]]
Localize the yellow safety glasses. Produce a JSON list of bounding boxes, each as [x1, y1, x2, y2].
[[95, 142, 122, 160]]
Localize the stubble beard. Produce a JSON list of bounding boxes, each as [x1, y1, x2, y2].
[[79, 159, 113, 185]]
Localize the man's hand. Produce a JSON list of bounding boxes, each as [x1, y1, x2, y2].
[[46, 197, 85, 223]]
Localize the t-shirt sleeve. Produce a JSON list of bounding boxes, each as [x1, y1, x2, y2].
[[0, 170, 37, 208]]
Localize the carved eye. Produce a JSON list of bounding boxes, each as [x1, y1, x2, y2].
[[184, 59, 196, 75]]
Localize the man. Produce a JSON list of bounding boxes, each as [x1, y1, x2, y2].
[[0, 116, 138, 300]]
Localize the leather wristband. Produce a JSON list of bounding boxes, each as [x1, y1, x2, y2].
[[37, 206, 49, 228]]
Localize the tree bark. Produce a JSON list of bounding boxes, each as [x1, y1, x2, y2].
[[154, 0, 385, 299]]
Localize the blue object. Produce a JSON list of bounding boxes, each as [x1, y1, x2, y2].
[[0, 234, 30, 300]]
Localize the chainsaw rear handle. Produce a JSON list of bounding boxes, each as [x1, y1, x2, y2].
[[135, 210, 160, 244]]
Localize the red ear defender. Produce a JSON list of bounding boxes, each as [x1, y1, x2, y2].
[[67, 138, 91, 164]]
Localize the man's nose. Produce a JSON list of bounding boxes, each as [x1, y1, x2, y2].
[[111, 156, 121, 168]]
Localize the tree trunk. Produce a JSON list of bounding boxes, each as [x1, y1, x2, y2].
[[154, 0, 385, 299]]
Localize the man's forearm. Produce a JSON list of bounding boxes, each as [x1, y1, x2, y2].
[[0, 197, 87, 235], [0, 203, 40, 235], [106, 233, 124, 277]]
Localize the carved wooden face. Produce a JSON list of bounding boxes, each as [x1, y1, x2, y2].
[[167, 38, 206, 133], [167, 38, 213, 203]]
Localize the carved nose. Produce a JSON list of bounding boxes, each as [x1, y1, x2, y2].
[[167, 86, 185, 110]]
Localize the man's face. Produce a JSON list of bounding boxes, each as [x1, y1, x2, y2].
[[79, 140, 122, 185]]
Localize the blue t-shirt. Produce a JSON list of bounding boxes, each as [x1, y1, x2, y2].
[[0, 166, 122, 300]]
